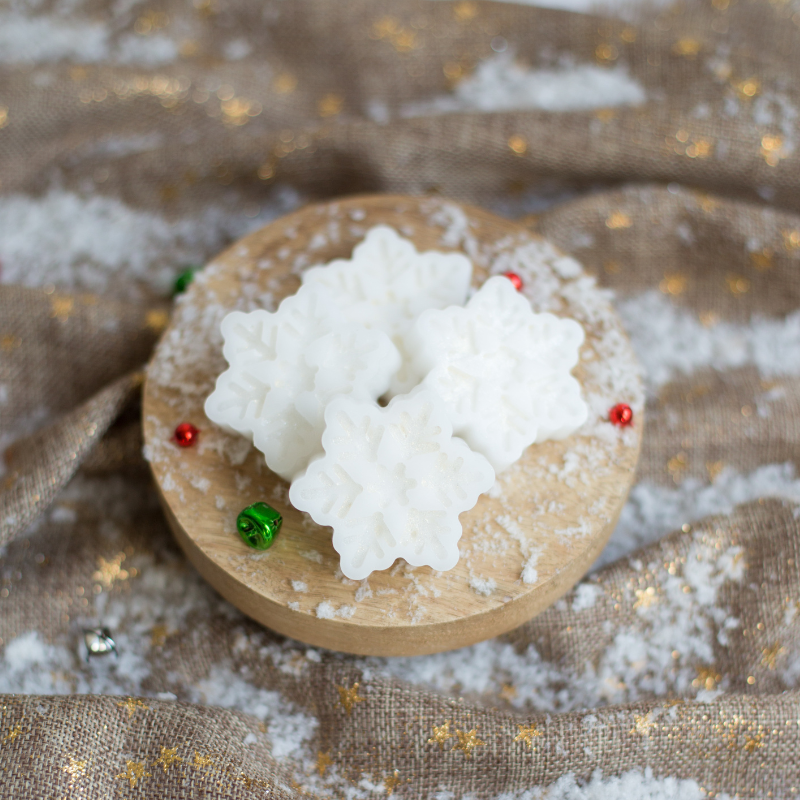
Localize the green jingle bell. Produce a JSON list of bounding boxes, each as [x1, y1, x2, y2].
[[236, 502, 282, 550]]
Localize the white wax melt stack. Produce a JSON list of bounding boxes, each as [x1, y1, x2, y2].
[[205, 225, 589, 580]]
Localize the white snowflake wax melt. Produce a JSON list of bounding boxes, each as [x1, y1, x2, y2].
[[289, 391, 495, 580], [412, 275, 588, 474], [204, 284, 401, 481], [301, 225, 473, 396]]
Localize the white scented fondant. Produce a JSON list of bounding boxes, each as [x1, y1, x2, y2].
[[301, 225, 473, 396], [289, 390, 495, 580], [204, 284, 401, 482], [412, 275, 588, 474]]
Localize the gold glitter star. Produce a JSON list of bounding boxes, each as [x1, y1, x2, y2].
[[383, 770, 402, 796], [50, 296, 75, 321], [499, 683, 517, 702], [633, 587, 658, 609], [117, 698, 150, 719], [145, 309, 169, 332], [150, 624, 169, 648], [316, 750, 332, 777], [93, 553, 129, 588], [629, 713, 657, 737], [427, 721, 453, 749], [453, 728, 485, 759], [2, 724, 22, 743], [606, 211, 632, 229], [63, 756, 88, 782], [692, 666, 722, 691], [194, 751, 215, 769], [744, 733, 764, 753], [514, 723, 544, 750], [116, 760, 150, 787], [336, 682, 365, 715], [0, 334, 20, 352], [154, 746, 182, 772], [761, 642, 785, 670]]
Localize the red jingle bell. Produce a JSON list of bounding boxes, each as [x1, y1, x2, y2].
[[608, 403, 633, 427], [503, 272, 523, 291], [174, 422, 200, 447]]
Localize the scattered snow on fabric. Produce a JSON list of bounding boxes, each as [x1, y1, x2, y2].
[[399, 54, 646, 118], [617, 291, 800, 393], [0, 189, 301, 299], [0, 13, 177, 65], [494, 767, 729, 800], [599, 462, 800, 568]]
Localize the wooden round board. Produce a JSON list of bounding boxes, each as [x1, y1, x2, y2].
[[143, 194, 643, 657]]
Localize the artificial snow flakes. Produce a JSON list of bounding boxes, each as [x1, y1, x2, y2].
[[301, 225, 472, 396], [289, 391, 495, 580], [413, 275, 588, 474], [204, 283, 401, 481]]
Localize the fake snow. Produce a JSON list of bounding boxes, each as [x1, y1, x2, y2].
[[599, 462, 800, 568], [495, 767, 730, 800], [0, 188, 301, 300], [0, 13, 178, 65], [399, 54, 646, 118], [618, 291, 800, 393]]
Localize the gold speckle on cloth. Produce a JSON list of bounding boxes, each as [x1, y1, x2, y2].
[[117, 698, 150, 719], [453, 728, 485, 758], [1, 334, 20, 352], [750, 248, 774, 271], [316, 750, 332, 776], [761, 642, 785, 670], [272, 73, 297, 94], [693, 666, 722, 691], [507, 135, 527, 155], [629, 712, 657, 737], [659, 273, 688, 295], [63, 756, 88, 782], [336, 682, 365, 715], [428, 721, 453, 749], [514, 723, 544, 750], [726, 274, 751, 295], [116, 760, 151, 787], [383, 770, 402, 795], [145, 309, 170, 332], [318, 94, 344, 118], [194, 751, 215, 769], [761, 134, 784, 166], [0, 106, 8, 129], [154, 746, 183, 772], [633, 586, 658, 609], [50, 296, 75, 321], [2, 724, 22, 743], [606, 211, 632, 229], [93, 553, 129, 589], [673, 37, 701, 57], [782, 229, 800, 250]]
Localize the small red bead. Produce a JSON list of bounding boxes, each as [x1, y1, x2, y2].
[[174, 422, 200, 447], [609, 403, 634, 427], [503, 272, 523, 291]]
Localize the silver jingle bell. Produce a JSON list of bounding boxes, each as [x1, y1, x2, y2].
[[83, 627, 117, 661]]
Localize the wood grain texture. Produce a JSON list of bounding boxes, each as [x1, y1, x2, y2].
[[143, 194, 643, 656]]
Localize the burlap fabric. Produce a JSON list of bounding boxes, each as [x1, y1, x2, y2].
[[1, 0, 800, 796]]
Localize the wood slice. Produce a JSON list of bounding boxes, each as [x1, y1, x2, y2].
[[142, 194, 643, 657]]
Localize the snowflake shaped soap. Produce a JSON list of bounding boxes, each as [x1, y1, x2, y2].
[[204, 284, 401, 481], [289, 391, 495, 580], [302, 225, 472, 396], [413, 276, 588, 474]]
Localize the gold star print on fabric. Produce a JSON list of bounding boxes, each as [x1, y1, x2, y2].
[[514, 723, 544, 750], [63, 756, 88, 784], [453, 728, 485, 758], [316, 750, 333, 777], [93, 553, 129, 589], [629, 713, 657, 737], [2, 724, 22, 744], [50, 296, 75, 321], [427, 721, 453, 750], [154, 746, 183, 772], [336, 682, 365, 715], [761, 642, 784, 670], [117, 698, 150, 719], [744, 734, 765, 753], [116, 760, 150, 787], [383, 770, 402, 796], [194, 751, 215, 769]]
